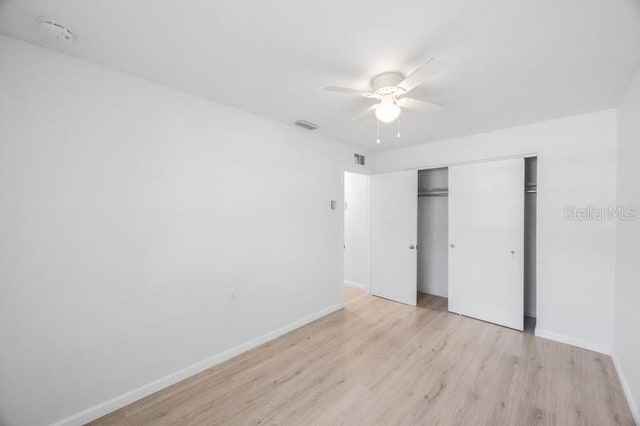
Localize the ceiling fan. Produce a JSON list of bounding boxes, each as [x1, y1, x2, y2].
[[325, 57, 449, 132]]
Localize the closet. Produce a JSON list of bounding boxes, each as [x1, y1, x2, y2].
[[370, 156, 537, 332], [416, 157, 537, 331]]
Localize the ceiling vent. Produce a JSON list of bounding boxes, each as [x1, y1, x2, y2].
[[354, 154, 366, 165], [38, 18, 74, 41], [294, 120, 319, 131]]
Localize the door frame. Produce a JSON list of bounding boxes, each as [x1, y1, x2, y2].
[[410, 152, 538, 171]]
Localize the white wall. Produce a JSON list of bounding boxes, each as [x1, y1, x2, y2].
[[614, 69, 640, 423], [374, 110, 617, 353], [0, 36, 369, 426], [343, 172, 369, 289]]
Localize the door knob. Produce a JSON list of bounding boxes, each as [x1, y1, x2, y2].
[[409, 244, 416, 250], [450, 243, 455, 248]]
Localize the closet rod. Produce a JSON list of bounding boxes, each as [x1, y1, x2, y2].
[[418, 189, 448, 197], [418, 187, 537, 196]]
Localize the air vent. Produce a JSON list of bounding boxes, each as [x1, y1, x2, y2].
[[295, 120, 319, 131], [354, 154, 366, 166]]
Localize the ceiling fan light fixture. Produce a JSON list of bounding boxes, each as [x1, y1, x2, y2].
[[375, 101, 401, 123]]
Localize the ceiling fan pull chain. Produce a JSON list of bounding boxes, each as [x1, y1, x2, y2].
[[376, 118, 381, 144], [397, 114, 401, 139]]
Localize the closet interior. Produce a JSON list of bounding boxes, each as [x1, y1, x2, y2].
[[417, 167, 449, 298], [524, 157, 537, 329]]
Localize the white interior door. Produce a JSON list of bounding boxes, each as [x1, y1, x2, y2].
[[370, 170, 417, 306], [448, 158, 524, 330]]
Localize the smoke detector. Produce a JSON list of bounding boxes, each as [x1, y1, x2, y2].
[[38, 18, 74, 41]]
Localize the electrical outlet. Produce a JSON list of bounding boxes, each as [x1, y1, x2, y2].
[[230, 290, 235, 301]]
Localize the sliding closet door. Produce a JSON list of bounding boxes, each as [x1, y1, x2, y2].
[[370, 170, 418, 306], [448, 158, 524, 330]]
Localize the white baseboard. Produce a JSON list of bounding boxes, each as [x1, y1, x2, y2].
[[51, 302, 344, 426], [612, 351, 640, 425], [534, 328, 611, 355], [344, 280, 366, 290]]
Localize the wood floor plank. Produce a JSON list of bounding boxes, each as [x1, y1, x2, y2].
[[90, 289, 635, 426]]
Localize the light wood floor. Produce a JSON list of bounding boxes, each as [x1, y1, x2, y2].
[[91, 288, 634, 425]]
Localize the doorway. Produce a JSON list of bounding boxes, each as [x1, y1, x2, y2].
[[343, 171, 370, 293]]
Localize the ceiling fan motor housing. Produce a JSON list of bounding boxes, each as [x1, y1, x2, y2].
[[372, 72, 406, 96]]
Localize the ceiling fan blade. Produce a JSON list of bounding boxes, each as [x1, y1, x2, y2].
[[324, 86, 375, 98], [353, 103, 378, 121], [397, 58, 449, 93], [399, 97, 443, 114]]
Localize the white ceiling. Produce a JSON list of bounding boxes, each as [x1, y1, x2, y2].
[[1, 0, 639, 150]]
